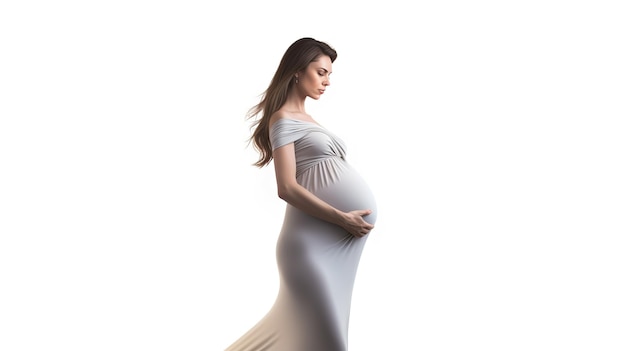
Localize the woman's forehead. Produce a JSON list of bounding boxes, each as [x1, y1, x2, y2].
[[309, 56, 333, 73]]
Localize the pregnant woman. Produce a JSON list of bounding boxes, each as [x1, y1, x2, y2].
[[225, 37, 378, 351]]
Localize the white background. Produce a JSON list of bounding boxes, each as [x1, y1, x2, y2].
[[1, 1, 625, 350]]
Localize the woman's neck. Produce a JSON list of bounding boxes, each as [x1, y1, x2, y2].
[[282, 91, 307, 114]]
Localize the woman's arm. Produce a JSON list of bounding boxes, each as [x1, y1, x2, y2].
[[272, 143, 374, 238]]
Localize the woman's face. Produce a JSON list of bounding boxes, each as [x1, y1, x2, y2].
[[296, 55, 332, 100]]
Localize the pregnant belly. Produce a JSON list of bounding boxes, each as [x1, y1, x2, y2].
[[311, 164, 378, 225]]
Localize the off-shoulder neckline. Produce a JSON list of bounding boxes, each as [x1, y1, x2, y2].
[[271, 118, 323, 128]]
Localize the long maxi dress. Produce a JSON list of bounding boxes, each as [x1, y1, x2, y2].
[[225, 118, 377, 351]]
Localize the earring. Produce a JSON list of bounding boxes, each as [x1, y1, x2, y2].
[[295, 76, 299, 84]]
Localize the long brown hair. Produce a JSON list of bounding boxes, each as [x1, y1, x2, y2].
[[246, 37, 338, 167]]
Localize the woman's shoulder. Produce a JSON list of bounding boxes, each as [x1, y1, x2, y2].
[[269, 110, 318, 129], [269, 110, 290, 129]]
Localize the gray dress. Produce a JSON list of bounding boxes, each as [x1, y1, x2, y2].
[[225, 118, 377, 351]]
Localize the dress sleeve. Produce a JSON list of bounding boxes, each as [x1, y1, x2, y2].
[[269, 120, 308, 150]]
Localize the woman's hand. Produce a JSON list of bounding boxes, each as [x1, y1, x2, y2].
[[341, 210, 375, 238]]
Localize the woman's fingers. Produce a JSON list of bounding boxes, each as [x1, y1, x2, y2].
[[355, 209, 372, 217], [344, 209, 375, 237]]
